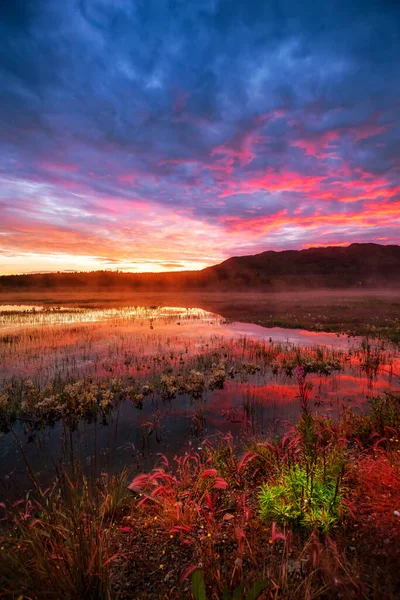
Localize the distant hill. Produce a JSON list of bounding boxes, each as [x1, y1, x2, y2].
[[1, 243, 400, 291], [201, 243, 400, 288]]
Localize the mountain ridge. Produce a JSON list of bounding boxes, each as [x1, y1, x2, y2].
[[1, 243, 400, 290]]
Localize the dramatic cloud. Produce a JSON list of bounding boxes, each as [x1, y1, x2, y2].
[[1, 0, 399, 273]]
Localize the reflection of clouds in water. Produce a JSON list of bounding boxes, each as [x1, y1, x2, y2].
[[0, 304, 358, 351], [0, 304, 399, 495], [0, 304, 218, 329], [224, 321, 360, 350]]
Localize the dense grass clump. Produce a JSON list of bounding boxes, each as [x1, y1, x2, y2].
[[341, 392, 400, 445], [259, 464, 343, 533], [258, 406, 346, 533], [0, 469, 131, 600]]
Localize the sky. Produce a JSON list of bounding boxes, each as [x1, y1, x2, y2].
[[1, 0, 400, 274]]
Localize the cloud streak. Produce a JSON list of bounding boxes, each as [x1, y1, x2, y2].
[[0, 0, 399, 273]]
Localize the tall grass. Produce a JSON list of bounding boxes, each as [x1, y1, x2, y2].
[[0, 467, 131, 599]]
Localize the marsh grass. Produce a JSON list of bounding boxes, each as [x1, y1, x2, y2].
[[341, 391, 400, 446], [0, 467, 131, 599], [0, 305, 399, 598], [0, 328, 362, 442], [1, 396, 400, 598]]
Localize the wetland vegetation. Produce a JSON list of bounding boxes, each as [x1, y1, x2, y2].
[[0, 297, 399, 599]]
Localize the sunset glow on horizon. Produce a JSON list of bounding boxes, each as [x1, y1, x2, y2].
[[1, 1, 400, 275]]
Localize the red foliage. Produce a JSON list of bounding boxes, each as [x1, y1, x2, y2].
[[351, 452, 400, 544]]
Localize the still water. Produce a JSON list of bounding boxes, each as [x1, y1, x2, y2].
[[0, 304, 398, 496]]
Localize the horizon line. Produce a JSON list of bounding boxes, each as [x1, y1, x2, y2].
[[0, 241, 395, 278]]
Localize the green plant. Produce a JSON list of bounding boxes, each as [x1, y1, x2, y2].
[[192, 568, 207, 600], [191, 568, 267, 600], [259, 463, 344, 533]]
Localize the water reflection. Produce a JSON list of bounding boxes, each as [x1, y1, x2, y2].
[[0, 305, 44, 313], [0, 304, 398, 496]]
